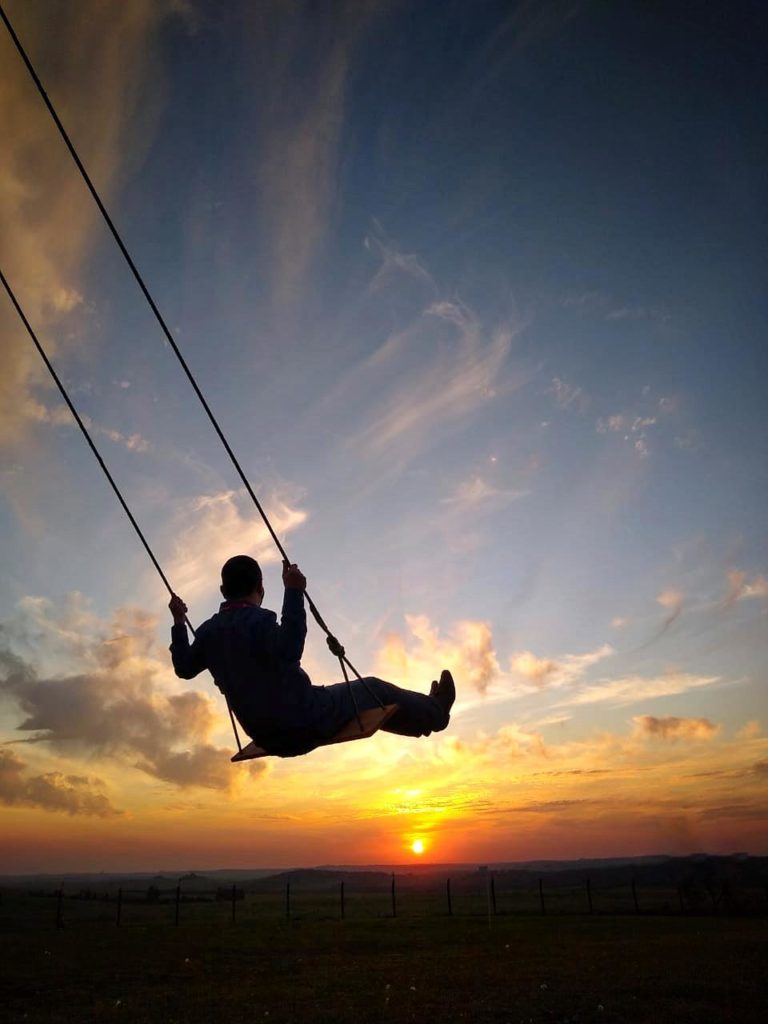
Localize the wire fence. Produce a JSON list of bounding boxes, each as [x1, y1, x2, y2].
[[2, 871, 766, 933]]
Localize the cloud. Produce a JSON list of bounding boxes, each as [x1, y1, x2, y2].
[[655, 587, 685, 634], [548, 377, 589, 413], [509, 644, 614, 689], [0, 748, 122, 817], [246, 1, 383, 317], [605, 305, 670, 323], [374, 614, 500, 697], [26, 401, 151, 453], [632, 716, 720, 741], [0, 0, 181, 446], [657, 588, 684, 613], [491, 722, 548, 759], [560, 671, 721, 707], [509, 651, 558, 685], [506, 798, 592, 814], [364, 231, 437, 295], [0, 600, 260, 790], [166, 488, 308, 600], [594, 389, 679, 460], [351, 300, 519, 468], [440, 476, 529, 510], [722, 570, 768, 608], [627, 587, 686, 653], [738, 721, 762, 740], [596, 414, 627, 433]]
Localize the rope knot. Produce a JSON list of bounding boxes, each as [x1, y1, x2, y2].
[[326, 634, 345, 658]]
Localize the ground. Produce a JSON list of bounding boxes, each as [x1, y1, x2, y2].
[[1, 893, 765, 1023]]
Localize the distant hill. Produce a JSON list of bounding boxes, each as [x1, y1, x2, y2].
[[2, 854, 765, 892]]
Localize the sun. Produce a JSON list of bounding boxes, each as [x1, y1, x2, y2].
[[410, 839, 425, 856]]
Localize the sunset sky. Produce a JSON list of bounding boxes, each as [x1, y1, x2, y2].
[[1, 0, 766, 873]]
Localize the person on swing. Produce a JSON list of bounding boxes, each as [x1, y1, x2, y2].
[[168, 554, 455, 756]]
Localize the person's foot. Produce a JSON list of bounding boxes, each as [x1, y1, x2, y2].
[[434, 669, 455, 726]]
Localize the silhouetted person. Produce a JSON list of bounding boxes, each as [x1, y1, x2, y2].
[[169, 555, 455, 756]]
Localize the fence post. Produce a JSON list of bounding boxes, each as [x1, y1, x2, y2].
[[391, 873, 397, 918], [538, 878, 545, 915], [175, 885, 181, 927], [586, 877, 593, 915], [55, 888, 64, 929], [286, 882, 291, 920], [490, 876, 497, 916], [116, 888, 123, 927], [632, 878, 639, 914], [340, 881, 345, 920], [446, 878, 452, 916], [231, 884, 237, 924], [707, 885, 717, 915]]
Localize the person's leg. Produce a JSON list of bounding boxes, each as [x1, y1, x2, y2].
[[319, 674, 454, 738]]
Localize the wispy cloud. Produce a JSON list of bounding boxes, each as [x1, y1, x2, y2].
[[26, 402, 151, 453], [605, 305, 671, 323], [364, 230, 437, 295], [351, 300, 519, 469], [656, 587, 685, 633], [246, 1, 383, 318], [440, 476, 529, 510], [0, 0, 181, 446], [560, 671, 721, 707]]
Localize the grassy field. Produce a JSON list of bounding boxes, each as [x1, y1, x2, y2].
[[2, 893, 766, 1024]]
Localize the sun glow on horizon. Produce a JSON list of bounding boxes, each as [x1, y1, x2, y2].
[[411, 838, 425, 855]]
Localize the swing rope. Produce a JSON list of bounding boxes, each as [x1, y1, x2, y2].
[[0, 266, 245, 751], [0, 3, 381, 720]]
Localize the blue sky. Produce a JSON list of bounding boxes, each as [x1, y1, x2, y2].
[[0, 0, 766, 869]]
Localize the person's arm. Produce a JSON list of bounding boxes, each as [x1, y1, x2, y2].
[[261, 562, 307, 662], [168, 594, 207, 679]]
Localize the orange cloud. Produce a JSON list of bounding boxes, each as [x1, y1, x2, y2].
[[738, 721, 762, 740], [509, 644, 614, 689], [510, 651, 559, 685], [632, 715, 720, 741], [0, 749, 121, 817], [657, 588, 684, 611], [723, 570, 768, 607], [374, 614, 499, 696]]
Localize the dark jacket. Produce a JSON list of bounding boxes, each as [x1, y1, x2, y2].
[[170, 588, 328, 753]]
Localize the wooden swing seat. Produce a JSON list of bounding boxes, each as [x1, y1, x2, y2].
[[230, 703, 400, 762]]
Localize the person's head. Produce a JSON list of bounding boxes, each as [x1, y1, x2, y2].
[[220, 555, 264, 603]]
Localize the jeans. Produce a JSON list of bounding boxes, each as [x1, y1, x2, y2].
[[252, 676, 447, 756], [318, 676, 447, 738]]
